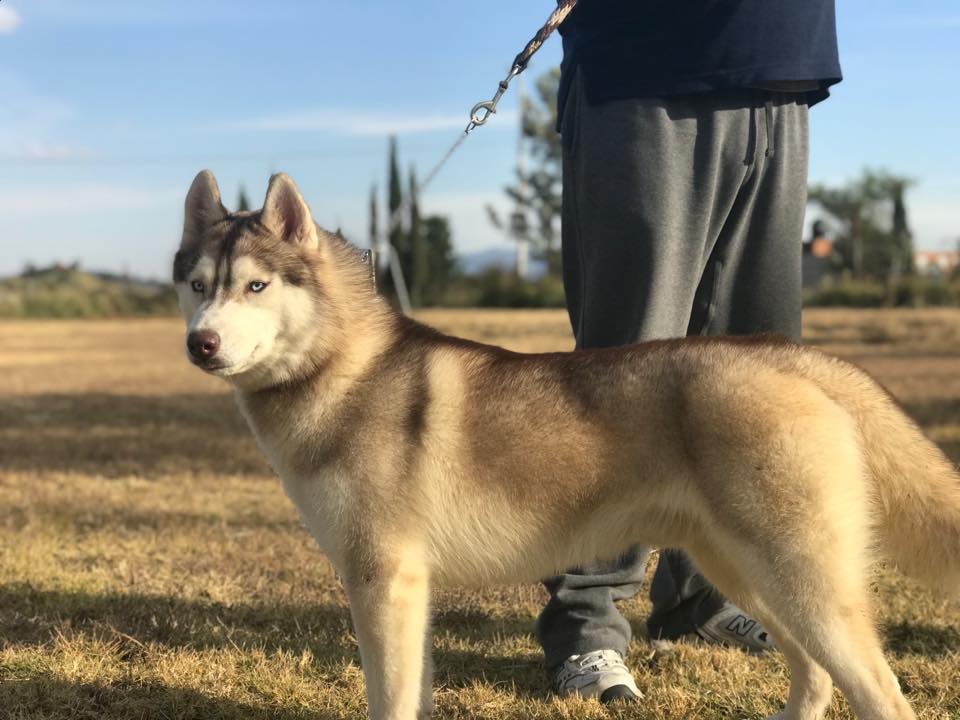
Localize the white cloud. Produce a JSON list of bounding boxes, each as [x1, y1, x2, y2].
[[894, 13, 960, 28], [4, 143, 93, 161], [22, 0, 300, 25], [220, 109, 518, 136], [17, 0, 194, 24], [0, 185, 180, 215], [0, 69, 83, 160], [0, 5, 21, 33]]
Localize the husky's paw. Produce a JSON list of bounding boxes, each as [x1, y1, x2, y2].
[[417, 696, 434, 719], [765, 708, 833, 720]]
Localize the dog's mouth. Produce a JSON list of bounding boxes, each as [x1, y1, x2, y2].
[[189, 343, 262, 376], [190, 356, 229, 372]]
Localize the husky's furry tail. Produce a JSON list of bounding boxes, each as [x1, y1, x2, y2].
[[864, 400, 960, 594], [799, 352, 960, 594]]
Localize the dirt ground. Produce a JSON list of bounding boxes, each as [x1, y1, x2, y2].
[[1, 309, 958, 719]]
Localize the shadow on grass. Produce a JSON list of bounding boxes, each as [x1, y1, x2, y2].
[[901, 397, 960, 427], [5, 501, 302, 535], [430, 607, 539, 643], [883, 621, 960, 658], [0, 583, 548, 697], [900, 397, 960, 463], [0, 583, 356, 659], [3, 664, 550, 720], [0, 583, 541, 684], [0, 675, 344, 720], [10, 584, 958, 708], [432, 648, 548, 699], [0, 393, 269, 478]]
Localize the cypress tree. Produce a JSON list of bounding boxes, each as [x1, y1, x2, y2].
[[423, 215, 455, 305], [382, 136, 407, 300], [387, 136, 406, 266], [368, 183, 379, 250], [237, 185, 251, 212]]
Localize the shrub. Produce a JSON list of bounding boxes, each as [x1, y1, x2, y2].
[[0, 270, 180, 318], [804, 280, 887, 307], [439, 269, 566, 308], [805, 277, 960, 308]]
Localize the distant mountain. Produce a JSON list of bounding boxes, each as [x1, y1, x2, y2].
[[457, 246, 548, 278], [0, 264, 178, 318]]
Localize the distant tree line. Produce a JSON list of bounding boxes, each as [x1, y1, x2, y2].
[[490, 67, 959, 308], [809, 170, 915, 284], [487, 67, 562, 277], [375, 137, 456, 308], [0, 264, 178, 318]]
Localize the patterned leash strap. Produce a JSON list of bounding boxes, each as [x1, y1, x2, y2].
[[466, 0, 578, 132], [513, 0, 579, 74]]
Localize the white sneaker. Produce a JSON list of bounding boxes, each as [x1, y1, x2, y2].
[[695, 602, 775, 652], [552, 649, 642, 703]]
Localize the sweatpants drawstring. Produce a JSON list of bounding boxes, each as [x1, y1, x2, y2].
[[764, 99, 775, 158]]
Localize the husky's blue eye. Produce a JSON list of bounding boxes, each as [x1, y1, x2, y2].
[[249, 281, 267, 293], [190, 280, 204, 293]]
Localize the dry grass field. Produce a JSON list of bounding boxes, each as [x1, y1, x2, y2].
[[2, 309, 959, 720]]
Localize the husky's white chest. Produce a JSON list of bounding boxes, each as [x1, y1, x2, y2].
[[239, 411, 351, 569], [278, 468, 350, 567]]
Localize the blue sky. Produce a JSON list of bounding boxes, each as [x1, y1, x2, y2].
[[0, 0, 958, 279]]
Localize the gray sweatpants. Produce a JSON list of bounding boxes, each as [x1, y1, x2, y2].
[[535, 74, 809, 670]]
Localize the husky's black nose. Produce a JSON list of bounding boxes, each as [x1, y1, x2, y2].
[[187, 330, 220, 362]]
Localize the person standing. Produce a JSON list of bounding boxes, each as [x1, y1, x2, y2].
[[535, 0, 842, 702]]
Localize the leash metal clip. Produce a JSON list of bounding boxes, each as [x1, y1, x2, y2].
[[465, 65, 522, 133]]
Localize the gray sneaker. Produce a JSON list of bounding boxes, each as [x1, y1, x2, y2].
[[695, 602, 775, 652], [552, 649, 642, 703]]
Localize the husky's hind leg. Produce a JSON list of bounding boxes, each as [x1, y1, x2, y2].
[[685, 545, 833, 720], [751, 608, 834, 720], [757, 563, 913, 720], [694, 533, 914, 720], [689, 393, 918, 719], [704, 513, 917, 720], [420, 629, 435, 717], [344, 548, 431, 720]]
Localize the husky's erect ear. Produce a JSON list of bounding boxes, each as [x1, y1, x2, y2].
[[183, 170, 227, 242], [261, 173, 319, 249]]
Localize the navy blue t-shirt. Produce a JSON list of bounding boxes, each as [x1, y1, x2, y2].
[[558, 0, 842, 122]]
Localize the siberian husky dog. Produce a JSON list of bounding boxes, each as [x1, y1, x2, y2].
[[174, 170, 960, 720]]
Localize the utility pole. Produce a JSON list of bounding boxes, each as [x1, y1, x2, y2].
[[515, 72, 530, 280]]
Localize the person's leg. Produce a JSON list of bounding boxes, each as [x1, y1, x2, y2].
[[538, 76, 757, 674], [646, 550, 728, 642], [537, 548, 649, 671], [707, 96, 808, 339], [647, 95, 810, 643]]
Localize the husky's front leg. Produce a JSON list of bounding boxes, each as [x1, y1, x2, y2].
[[345, 553, 431, 720]]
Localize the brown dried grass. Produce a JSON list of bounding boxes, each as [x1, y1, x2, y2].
[[1, 309, 958, 719]]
